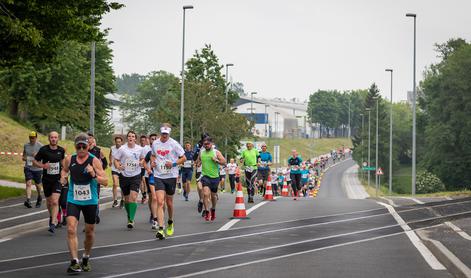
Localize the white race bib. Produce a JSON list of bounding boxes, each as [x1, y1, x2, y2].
[[47, 162, 60, 175], [74, 184, 92, 201], [183, 160, 193, 168], [26, 156, 34, 167], [302, 174, 308, 179], [157, 161, 171, 174], [125, 159, 139, 172], [246, 166, 254, 173]]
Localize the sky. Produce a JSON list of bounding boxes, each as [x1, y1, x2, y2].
[[101, 0, 471, 102]]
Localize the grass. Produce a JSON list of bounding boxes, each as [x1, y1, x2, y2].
[[0, 112, 112, 183], [0, 185, 25, 200]]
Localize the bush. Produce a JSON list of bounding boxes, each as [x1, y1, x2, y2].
[[416, 170, 446, 193]]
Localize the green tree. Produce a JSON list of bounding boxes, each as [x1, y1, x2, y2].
[[307, 90, 340, 137], [116, 73, 145, 95]]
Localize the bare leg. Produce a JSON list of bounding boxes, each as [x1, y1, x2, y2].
[[165, 195, 174, 221], [150, 187, 157, 220], [83, 223, 95, 256], [156, 190, 165, 227], [49, 193, 60, 225], [211, 192, 217, 209], [66, 216, 79, 260], [203, 187, 211, 211], [25, 180, 32, 199]]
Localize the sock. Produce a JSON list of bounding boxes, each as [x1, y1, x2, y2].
[[128, 202, 138, 221], [73, 258, 79, 264], [124, 203, 130, 219], [168, 219, 173, 225], [82, 254, 89, 259]]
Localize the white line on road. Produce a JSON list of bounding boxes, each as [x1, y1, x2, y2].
[[101, 224, 402, 278], [444, 221, 471, 241], [377, 202, 446, 270], [445, 196, 453, 201], [0, 238, 11, 244], [342, 165, 369, 199], [0, 203, 26, 209], [379, 197, 397, 207], [410, 198, 425, 204]]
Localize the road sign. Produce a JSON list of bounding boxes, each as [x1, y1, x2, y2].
[[362, 166, 376, 171], [376, 168, 384, 175], [362, 162, 368, 167]]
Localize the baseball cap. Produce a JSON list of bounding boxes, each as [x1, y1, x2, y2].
[[29, 131, 37, 138], [160, 126, 171, 134], [74, 133, 89, 146]]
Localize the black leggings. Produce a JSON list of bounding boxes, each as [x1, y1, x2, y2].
[[245, 170, 257, 197], [290, 173, 302, 196], [229, 174, 236, 191]]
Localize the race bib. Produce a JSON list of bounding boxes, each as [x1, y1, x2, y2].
[[302, 174, 308, 179], [26, 156, 34, 167], [125, 159, 139, 172], [183, 160, 193, 168], [246, 166, 254, 173], [260, 161, 268, 167], [156, 161, 171, 174], [73, 184, 92, 201], [47, 162, 60, 175], [291, 165, 299, 171]]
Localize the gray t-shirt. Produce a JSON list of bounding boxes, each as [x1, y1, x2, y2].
[[24, 142, 43, 171]]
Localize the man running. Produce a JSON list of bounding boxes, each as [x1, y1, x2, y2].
[[61, 133, 107, 274], [218, 164, 226, 193], [143, 133, 158, 228], [151, 124, 186, 240], [287, 149, 303, 200], [22, 131, 43, 208], [110, 136, 124, 208], [139, 135, 151, 204], [197, 137, 226, 221], [226, 158, 238, 193], [257, 143, 272, 196], [181, 142, 194, 202], [240, 142, 259, 203], [87, 133, 107, 224], [113, 131, 145, 229], [33, 131, 65, 233]]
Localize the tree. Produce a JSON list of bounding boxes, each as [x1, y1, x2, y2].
[[116, 73, 145, 95], [307, 90, 340, 137]]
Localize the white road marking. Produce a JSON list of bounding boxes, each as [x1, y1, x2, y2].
[[445, 196, 453, 200], [101, 223, 402, 278], [444, 221, 471, 241], [0, 203, 27, 209], [377, 202, 446, 270], [342, 165, 369, 199], [411, 198, 425, 204], [379, 197, 397, 207], [0, 238, 12, 244]]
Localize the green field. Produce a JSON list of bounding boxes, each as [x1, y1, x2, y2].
[[0, 185, 25, 200]]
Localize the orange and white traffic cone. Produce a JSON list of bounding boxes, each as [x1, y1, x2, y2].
[[264, 177, 275, 201], [230, 182, 250, 219], [281, 182, 289, 197]]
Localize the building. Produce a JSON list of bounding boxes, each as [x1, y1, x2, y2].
[[234, 96, 317, 138], [105, 93, 129, 135]]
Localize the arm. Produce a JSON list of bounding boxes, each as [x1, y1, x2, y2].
[[22, 145, 26, 162], [90, 157, 108, 186], [213, 150, 226, 165], [108, 148, 113, 165], [60, 156, 71, 185], [33, 149, 48, 169]]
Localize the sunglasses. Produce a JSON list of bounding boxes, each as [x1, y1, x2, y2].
[[76, 144, 88, 150]]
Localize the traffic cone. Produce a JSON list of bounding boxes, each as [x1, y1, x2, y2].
[[264, 177, 275, 201], [299, 190, 304, 197], [281, 181, 289, 197], [230, 183, 249, 219], [309, 189, 314, 198]]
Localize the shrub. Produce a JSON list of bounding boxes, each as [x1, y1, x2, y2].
[[416, 170, 446, 193]]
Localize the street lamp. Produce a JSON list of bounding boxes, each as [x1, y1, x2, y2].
[[386, 69, 393, 195], [373, 96, 380, 197], [366, 108, 371, 188], [264, 104, 269, 137], [180, 5, 194, 145], [348, 97, 351, 139], [225, 63, 234, 110], [250, 92, 257, 122], [275, 112, 280, 138], [360, 113, 364, 179], [406, 13, 417, 196]]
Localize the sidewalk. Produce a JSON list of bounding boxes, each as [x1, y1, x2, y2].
[[0, 179, 24, 189], [342, 164, 369, 199]]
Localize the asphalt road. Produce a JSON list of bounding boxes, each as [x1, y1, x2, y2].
[[0, 159, 466, 277]]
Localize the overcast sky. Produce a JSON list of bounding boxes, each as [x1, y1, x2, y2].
[[101, 0, 471, 102]]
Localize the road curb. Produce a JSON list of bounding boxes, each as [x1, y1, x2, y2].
[[417, 229, 471, 278], [0, 200, 114, 240]]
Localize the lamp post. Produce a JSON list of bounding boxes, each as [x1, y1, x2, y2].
[[250, 92, 257, 122], [366, 108, 371, 188], [180, 5, 194, 146], [225, 63, 234, 110], [360, 113, 365, 179], [373, 97, 379, 197], [264, 104, 269, 137], [406, 13, 417, 196], [386, 69, 393, 195], [275, 112, 280, 138]]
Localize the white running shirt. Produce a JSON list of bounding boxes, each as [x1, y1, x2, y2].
[[152, 138, 185, 179], [227, 163, 237, 175], [113, 144, 145, 177]]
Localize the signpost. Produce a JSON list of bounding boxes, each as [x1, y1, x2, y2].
[[376, 168, 383, 197]]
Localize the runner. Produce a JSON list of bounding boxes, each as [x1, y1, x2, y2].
[[197, 137, 226, 221], [22, 131, 43, 208], [270, 171, 279, 196], [300, 163, 310, 197], [87, 133, 107, 224], [194, 133, 209, 214], [218, 164, 226, 193], [257, 143, 272, 196], [181, 142, 194, 202], [60, 133, 107, 274], [151, 124, 186, 240], [240, 142, 259, 203], [226, 158, 238, 193], [143, 133, 158, 228], [110, 136, 124, 208], [113, 131, 145, 229], [287, 149, 303, 200], [33, 131, 65, 233], [139, 135, 151, 204]]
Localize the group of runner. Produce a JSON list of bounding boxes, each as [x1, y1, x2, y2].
[[21, 127, 334, 274]]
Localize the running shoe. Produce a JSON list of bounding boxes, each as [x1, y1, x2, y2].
[[112, 200, 119, 208], [177, 188, 182, 195], [166, 222, 174, 236], [48, 223, 56, 234], [156, 229, 165, 240], [149, 215, 153, 224], [141, 195, 147, 204], [201, 210, 207, 218], [62, 216, 67, 226], [67, 259, 82, 274], [248, 197, 254, 203], [210, 209, 216, 221], [119, 199, 124, 209], [197, 201, 203, 213], [204, 210, 211, 222], [24, 200, 32, 208], [81, 257, 91, 272], [127, 220, 134, 229], [56, 222, 62, 228], [151, 221, 158, 230], [185, 195, 189, 202], [35, 197, 42, 208]]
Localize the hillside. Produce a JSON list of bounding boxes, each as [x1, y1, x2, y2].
[[0, 113, 110, 182]]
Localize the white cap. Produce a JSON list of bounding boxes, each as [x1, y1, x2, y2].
[[160, 126, 171, 134]]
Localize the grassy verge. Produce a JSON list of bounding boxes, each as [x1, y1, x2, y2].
[[0, 185, 25, 200]]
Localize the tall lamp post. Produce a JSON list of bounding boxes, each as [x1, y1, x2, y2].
[[406, 13, 417, 196], [360, 113, 364, 179], [386, 69, 394, 195], [366, 108, 371, 188], [264, 104, 269, 137], [373, 97, 379, 196], [224, 63, 234, 160], [180, 5, 194, 145], [275, 112, 280, 138]]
